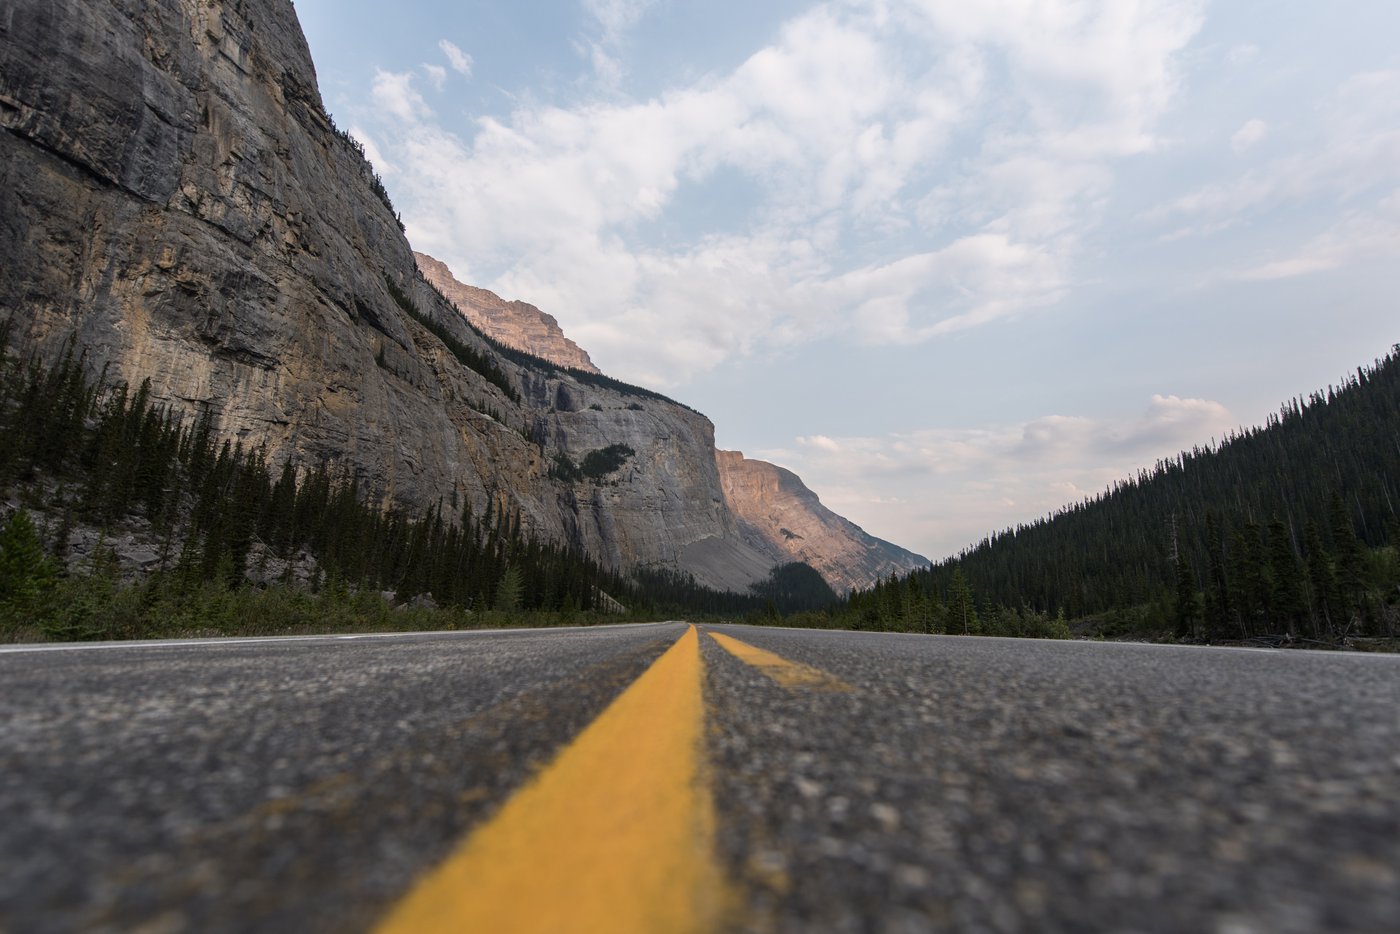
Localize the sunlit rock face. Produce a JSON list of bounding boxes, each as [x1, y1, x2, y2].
[[0, 0, 925, 595], [414, 252, 601, 375], [715, 451, 929, 595]]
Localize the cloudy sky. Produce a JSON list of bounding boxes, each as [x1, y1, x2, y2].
[[295, 0, 1398, 562]]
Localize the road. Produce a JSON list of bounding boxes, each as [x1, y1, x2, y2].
[[2, 623, 1397, 932]]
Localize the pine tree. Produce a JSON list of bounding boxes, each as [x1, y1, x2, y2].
[[1202, 510, 1231, 640], [1172, 546, 1201, 641], [0, 510, 57, 623], [1328, 492, 1365, 623], [1303, 521, 1341, 636], [493, 564, 524, 612], [1267, 517, 1306, 637], [948, 568, 978, 635]]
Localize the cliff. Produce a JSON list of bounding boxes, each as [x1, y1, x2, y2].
[[0, 0, 773, 592], [0, 0, 925, 597], [414, 252, 600, 374], [716, 451, 929, 594], [410, 255, 929, 594]]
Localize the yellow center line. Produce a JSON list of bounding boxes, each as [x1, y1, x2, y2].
[[374, 625, 732, 934], [707, 631, 854, 692]]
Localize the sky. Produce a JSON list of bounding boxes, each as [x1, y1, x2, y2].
[[293, 0, 1399, 563]]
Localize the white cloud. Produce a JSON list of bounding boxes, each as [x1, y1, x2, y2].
[[1149, 71, 1400, 239], [760, 392, 1236, 559], [357, 0, 1205, 385], [370, 70, 429, 123], [578, 0, 658, 86], [1236, 188, 1400, 280], [583, 0, 657, 44], [422, 63, 447, 91], [799, 435, 843, 453], [1230, 118, 1268, 154], [1226, 43, 1260, 66], [439, 39, 473, 76]]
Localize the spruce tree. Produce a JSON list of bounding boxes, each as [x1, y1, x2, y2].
[[0, 510, 57, 624], [1303, 521, 1341, 636], [948, 568, 978, 635], [1172, 547, 1201, 641], [1203, 510, 1231, 640], [1267, 518, 1306, 637]]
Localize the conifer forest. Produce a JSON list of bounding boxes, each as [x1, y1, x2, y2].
[[840, 347, 1400, 645], [3, 315, 1398, 648], [0, 321, 829, 640]]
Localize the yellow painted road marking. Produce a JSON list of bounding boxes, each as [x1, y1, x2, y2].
[[375, 625, 731, 934], [708, 632, 853, 692]]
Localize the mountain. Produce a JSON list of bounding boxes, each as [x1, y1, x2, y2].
[[0, 0, 921, 596], [410, 253, 927, 593], [415, 253, 601, 374], [716, 450, 927, 593]]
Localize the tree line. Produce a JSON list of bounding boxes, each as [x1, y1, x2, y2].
[[0, 323, 829, 640], [841, 346, 1400, 643]]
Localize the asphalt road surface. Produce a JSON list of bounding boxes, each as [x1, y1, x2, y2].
[[2, 623, 1397, 932]]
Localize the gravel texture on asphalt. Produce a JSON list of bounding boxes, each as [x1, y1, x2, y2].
[[4, 623, 1398, 933], [0, 623, 680, 933], [701, 625, 1400, 933]]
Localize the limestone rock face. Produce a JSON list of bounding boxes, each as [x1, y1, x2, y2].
[[415, 252, 601, 375], [0, 0, 769, 591], [0, 0, 927, 598], [716, 450, 929, 594]]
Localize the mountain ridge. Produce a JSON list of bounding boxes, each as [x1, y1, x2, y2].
[[0, 0, 925, 595], [411, 252, 928, 592], [415, 252, 601, 375]]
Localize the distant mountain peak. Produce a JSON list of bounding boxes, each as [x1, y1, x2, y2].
[[715, 449, 929, 594], [415, 252, 602, 375]]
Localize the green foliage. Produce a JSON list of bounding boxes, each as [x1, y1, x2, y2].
[[947, 568, 978, 635], [0, 510, 57, 629], [493, 564, 524, 612], [549, 445, 637, 483], [384, 277, 520, 403], [580, 444, 635, 480], [1173, 542, 1201, 640], [749, 562, 839, 615], [841, 345, 1400, 644], [624, 562, 839, 619], [0, 333, 807, 640], [550, 453, 583, 482]]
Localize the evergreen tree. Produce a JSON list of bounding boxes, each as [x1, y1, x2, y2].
[[493, 564, 524, 612], [1267, 518, 1307, 636], [1202, 510, 1232, 640], [0, 510, 57, 622], [948, 568, 978, 635], [1172, 545, 1200, 641], [1304, 521, 1341, 636], [1328, 491, 1365, 622]]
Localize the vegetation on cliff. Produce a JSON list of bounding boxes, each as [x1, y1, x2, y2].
[[417, 275, 700, 413], [384, 276, 521, 403]]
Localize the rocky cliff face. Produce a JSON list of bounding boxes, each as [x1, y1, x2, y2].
[[0, 0, 775, 592], [415, 252, 600, 375], [716, 451, 928, 594], [407, 255, 929, 594], [0, 0, 924, 597]]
